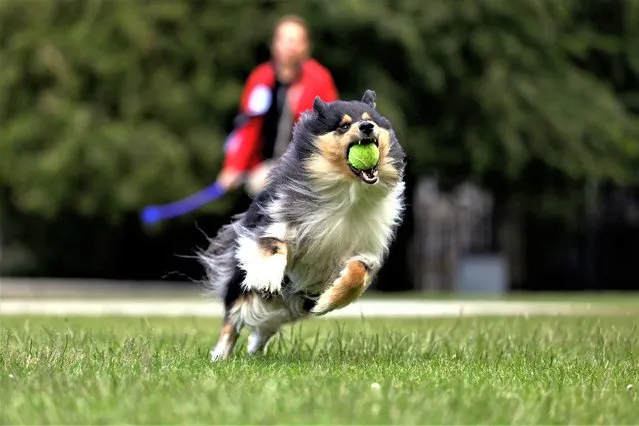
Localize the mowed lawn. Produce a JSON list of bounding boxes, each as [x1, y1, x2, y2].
[[1, 315, 638, 424]]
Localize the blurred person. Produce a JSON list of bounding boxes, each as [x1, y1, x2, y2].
[[137, 17, 337, 226], [217, 15, 339, 196]]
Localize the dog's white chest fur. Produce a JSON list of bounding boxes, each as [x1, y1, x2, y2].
[[277, 181, 404, 294]]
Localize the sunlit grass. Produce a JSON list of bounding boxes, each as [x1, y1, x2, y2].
[[1, 315, 638, 424]]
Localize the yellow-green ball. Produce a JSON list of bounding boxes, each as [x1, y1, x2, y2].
[[348, 143, 379, 171]]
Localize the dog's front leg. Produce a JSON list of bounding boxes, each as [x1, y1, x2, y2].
[[236, 236, 288, 294], [311, 255, 378, 316]]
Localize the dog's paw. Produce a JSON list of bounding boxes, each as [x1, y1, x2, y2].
[[309, 291, 337, 316], [210, 344, 234, 362], [310, 260, 369, 315], [209, 349, 225, 363]]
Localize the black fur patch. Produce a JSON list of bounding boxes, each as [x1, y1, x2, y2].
[[260, 237, 283, 255], [223, 266, 249, 311], [242, 189, 274, 230], [301, 296, 318, 312]]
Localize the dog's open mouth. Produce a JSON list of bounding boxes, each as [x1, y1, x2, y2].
[[347, 137, 379, 185]]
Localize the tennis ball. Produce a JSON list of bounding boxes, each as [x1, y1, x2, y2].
[[348, 143, 379, 171]]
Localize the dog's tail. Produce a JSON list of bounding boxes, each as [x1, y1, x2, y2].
[[197, 214, 243, 299]]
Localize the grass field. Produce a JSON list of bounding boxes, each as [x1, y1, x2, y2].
[[2, 315, 638, 424]]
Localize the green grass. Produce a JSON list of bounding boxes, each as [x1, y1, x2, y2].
[[2, 315, 638, 424]]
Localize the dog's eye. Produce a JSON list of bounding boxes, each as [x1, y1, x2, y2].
[[338, 123, 351, 131]]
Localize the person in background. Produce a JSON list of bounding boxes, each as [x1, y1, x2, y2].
[[217, 15, 339, 196]]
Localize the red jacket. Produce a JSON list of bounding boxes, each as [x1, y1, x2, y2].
[[223, 59, 339, 172]]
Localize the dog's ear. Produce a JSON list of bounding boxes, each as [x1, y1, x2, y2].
[[313, 96, 327, 116], [361, 90, 376, 109]]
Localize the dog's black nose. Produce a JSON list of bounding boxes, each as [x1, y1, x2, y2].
[[359, 121, 374, 135]]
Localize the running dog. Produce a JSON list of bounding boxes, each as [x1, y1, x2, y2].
[[199, 90, 406, 361]]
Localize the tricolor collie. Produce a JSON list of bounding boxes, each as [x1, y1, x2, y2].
[[199, 90, 406, 361]]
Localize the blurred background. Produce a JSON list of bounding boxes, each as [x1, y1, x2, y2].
[[1, 0, 638, 296]]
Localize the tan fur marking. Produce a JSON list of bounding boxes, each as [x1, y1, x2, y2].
[[376, 129, 400, 181], [307, 132, 356, 180], [258, 237, 287, 258], [339, 114, 352, 126], [221, 320, 239, 338], [212, 318, 240, 359], [361, 112, 372, 121], [230, 294, 247, 315], [326, 260, 369, 309]]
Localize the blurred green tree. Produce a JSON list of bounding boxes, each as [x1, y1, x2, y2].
[[0, 0, 275, 220], [0, 0, 637, 276]]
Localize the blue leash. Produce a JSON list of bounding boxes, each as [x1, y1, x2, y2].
[[139, 182, 226, 225], [139, 114, 257, 225]]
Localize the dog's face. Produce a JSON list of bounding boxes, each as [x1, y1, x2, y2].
[[300, 90, 405, 187]]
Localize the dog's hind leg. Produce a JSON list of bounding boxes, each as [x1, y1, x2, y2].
[[247, 326, 279, 355], [210, 317, 242, 362], [241, 294, 291, 356], [210, 266, 246, 362]]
